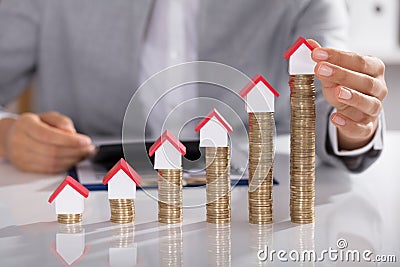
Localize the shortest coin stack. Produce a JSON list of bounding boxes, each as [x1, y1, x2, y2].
[[158, 169, 183, 224], [109, 199, 135, 224], [58, 214, 82, 224], [206, 147, 231, 224]]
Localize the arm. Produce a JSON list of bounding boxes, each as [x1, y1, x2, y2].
[[292, 0, 386, 172], [0, 1, 95, 173]]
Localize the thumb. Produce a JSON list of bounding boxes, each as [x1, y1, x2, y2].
[[39, 111, 76, 133]]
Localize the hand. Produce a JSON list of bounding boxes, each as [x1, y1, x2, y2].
[[309, 40, 388, 150], [0, 111, 95, 174]]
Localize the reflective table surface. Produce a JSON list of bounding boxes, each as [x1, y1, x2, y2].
[[0, 133, 399, 266]]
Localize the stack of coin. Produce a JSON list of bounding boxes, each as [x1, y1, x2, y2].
[[112, 223, 135, 248], [109, 199, 135, 224], [158, 169, 183, 224], [207, 223, 231, 266], [206, 146, 231, 224], [289, 74, 316, 224], [58, 214, 82, 224], [159, 224, 183, 267], [248, 112, 274, 224]]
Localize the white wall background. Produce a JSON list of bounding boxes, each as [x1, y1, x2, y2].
[[347, 0, 400, 130]]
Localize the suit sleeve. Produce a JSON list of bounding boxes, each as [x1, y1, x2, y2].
[[0, 0, 41, 105], [292, 0, 384, 172]]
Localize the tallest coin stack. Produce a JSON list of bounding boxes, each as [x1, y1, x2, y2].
[[289, 74, 316, 224]]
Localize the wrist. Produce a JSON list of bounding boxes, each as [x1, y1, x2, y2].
[[0, 118, 17, 158]]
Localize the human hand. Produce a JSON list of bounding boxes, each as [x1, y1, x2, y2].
[[309, 40, 387, 150], [0, 111, 95, 173]]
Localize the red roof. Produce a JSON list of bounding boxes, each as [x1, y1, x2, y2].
[[48, 176, 89, 203], [148, 130, 186, 157], [283, 36, 315, 59], [195, 108, 233, 133], [240, 74, 280, 98], [102, 158, 141, 186]]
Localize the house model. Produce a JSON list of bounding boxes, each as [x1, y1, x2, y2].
[[283, 36, 316, 75], [148, 130, 186, 169], [48, 176, 89, 215], [240, 74, 280, 113], [195, 108, 233, 147], [102, 158, 142, 200]]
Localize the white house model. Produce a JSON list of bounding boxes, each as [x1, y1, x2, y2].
[[48, 176, 89, 215], [102, 158, 142, 200], [148, 130, 186, 170], [195, 108, 233, 147], [240, 74, 280, 113], [283, 36, 316, 75]]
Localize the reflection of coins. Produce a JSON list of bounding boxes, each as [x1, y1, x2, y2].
[[289, 75, 315, 224], [58, 222, 83, 233], [207, 223, 231, 266], [206, 147, 231, 224], [112, 223, 135, 248], [248, 112, 274, 224], [159, 224, 183, 266], [158, 169, 183, 224], [58, 214, 82, 224], [109, 199, 135, 224]]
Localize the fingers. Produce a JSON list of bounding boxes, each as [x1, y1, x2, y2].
[[312, 47, 386, 78], [22, 131, 95, 160], [306, 39, 321, 49], [331, 112, 377, 143], [39, 111, 76, 133], [13, 150, 80, 174], [335, 87, 382, 117], [19, 113, 92, 147], [315, 62, 388, 101]]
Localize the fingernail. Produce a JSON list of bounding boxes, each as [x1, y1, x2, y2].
[[80, 137, 92, 146], [339, 87, 352, 100], [87, 145, 96, 155], [60, 124, 76, 132], [314, 49, 329, 60], [332, 114, 346, 126], [318, 65, 333, 76]]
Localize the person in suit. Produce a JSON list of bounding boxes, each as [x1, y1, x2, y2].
[[0, 0, 387, 173]]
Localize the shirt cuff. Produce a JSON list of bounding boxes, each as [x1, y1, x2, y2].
[[0, 111, 18, 120], [328, 109, 384, 156]]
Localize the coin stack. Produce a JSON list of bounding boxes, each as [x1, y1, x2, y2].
[[248, 112, 274, 224], [158, 169, 183, 224], [109, 199, 135, 224], [58, 214, 82, 224], [206, 146, 231, 224], [207, 223, 231, 266], [289, 74, 316, 224]]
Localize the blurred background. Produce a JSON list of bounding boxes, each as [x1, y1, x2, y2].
[[7, 0, 400, 130], [347, 0, 400, 130]]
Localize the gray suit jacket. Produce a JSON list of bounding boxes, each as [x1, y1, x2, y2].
[[0, 0, 382, 172]]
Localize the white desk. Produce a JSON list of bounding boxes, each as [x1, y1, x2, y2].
[[0, 133, 399, 267]]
